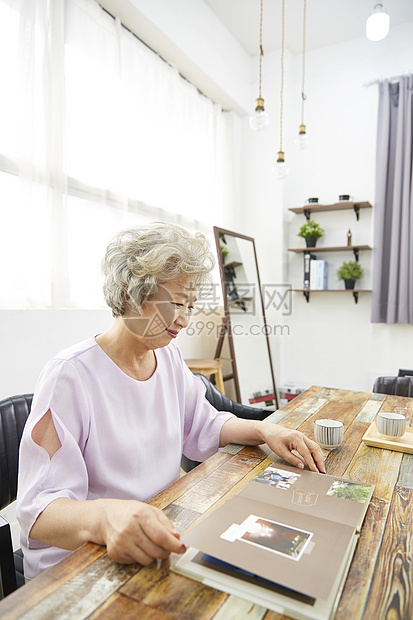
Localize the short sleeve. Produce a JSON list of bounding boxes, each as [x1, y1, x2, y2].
[[16, 359, 91, 549], [176, 350, 235, 462]]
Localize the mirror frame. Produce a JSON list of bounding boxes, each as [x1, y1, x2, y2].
[[213, 226, 279, 408]]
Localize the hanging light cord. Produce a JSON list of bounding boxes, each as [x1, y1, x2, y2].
[[279, 0, 285, 151], [258, 0, 264, 98], [300, 0, 307, 126]]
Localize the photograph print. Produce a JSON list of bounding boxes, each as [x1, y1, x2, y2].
[[253, 467, 301, 490], [326, 480, 372, 504], [237, 515, 313, 561]]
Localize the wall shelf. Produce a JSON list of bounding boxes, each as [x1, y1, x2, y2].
[[223, 261, 242, 269], [293, 289, 371, 304], [289, 201, 372, 221], [288, 244, 372, 261], [290, 200, 373, 302], [228, 296, 252, 305]]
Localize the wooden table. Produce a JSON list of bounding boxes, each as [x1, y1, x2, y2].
[[1, 386, 412, 619]]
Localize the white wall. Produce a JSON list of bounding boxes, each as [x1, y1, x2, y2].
[[240, 21, 413, 393]]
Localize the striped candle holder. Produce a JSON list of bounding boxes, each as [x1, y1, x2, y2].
[[376, 412, 406, 440], [314, 419, 344, 449]]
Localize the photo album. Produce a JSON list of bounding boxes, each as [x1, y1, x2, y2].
[[173, 464, 374, 620]]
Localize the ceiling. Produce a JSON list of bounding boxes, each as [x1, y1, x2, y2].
[[204, 0, 413, 55]]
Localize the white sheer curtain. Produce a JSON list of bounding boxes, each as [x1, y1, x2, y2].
[[0, 0, 233, 309]]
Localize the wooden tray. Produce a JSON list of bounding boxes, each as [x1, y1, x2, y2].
[[362, 422, 413, 454]]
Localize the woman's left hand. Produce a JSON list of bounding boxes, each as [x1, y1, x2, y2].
[[260, 423, 326, 473], [220, 417, 326, 473]]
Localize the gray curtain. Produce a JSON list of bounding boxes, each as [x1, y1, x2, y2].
[[371, 76, 413, 324]]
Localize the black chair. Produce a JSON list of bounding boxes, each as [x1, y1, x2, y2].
[[0, 394, 32, 598], [181, 373, 274, 473], [372, 376, 413, 398], [398, 369, 413, 377]]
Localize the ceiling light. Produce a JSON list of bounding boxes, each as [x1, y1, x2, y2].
[[295, 0, 309, 150], [366, 3, 390, 41], [273, 0, 289, 179], [249, 0, 269, 131], [273, 150, 289, 180], [295, 124, 309, 150]]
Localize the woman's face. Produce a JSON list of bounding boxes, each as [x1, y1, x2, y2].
[[122, 280, 198, 347]]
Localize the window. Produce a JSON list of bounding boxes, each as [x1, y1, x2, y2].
[[0, 0, 233, 308]]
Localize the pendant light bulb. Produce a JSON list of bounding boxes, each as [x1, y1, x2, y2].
[[296, 1, 309, 151], [295, 124, 309, 150], [249, 97, 270, 131], [272, 151, 289, 180], [274, 0, 288, 179], [366, 3, 390, 41], [250, 0, 269, 132]]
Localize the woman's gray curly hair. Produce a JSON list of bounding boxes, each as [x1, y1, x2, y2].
[[102, 222, 215, 317]]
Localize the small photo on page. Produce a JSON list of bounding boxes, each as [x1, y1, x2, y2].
[[326, 480, 372, 503], [253, 467, 301, 490], [236, 515, 313, 561]]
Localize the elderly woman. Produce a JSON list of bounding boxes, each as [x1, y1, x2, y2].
[[17, 222, 324, 580]]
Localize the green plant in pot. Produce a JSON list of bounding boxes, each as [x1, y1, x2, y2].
[[337, 261, 364, 290], [220, 244, 229, 263], [297, 220, 325, 247]]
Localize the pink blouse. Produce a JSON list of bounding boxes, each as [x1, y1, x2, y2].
[[16, 337, 234, 579]]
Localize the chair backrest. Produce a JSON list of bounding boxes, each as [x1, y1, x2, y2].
[[194, 372, 272, 421], [0, 394, 32, 511], [398, 368, 413, 377], [372, 376, 413, 398]]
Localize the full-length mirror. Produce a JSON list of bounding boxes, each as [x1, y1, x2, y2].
[[213, 227, 278, 408]]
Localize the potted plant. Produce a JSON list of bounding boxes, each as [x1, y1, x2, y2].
[[220, 244, 229, 263], [337, 261, 364, 290], [297, 220, 325, 247]]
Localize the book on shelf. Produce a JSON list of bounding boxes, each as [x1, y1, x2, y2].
[[303, 253, 316, 290], [248, 389, 276, 405], [310, 260, 328, 290], [173, 464, 374, 620]]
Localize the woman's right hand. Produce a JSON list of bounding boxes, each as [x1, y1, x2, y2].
[[29, 496, 186, 566], [98, 498, 186, 565]]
